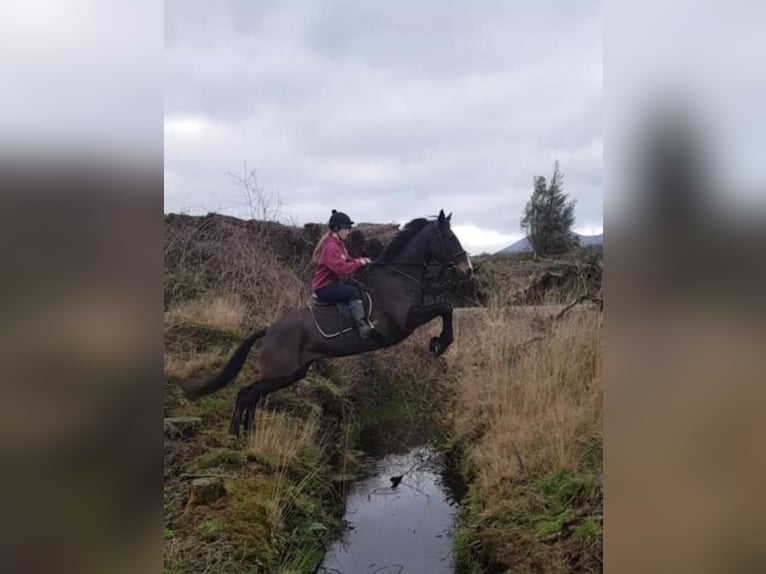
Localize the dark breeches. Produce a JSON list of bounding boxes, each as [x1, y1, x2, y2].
[[314, 282, 361, 303]]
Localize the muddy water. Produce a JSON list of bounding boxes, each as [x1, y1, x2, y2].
[[319, 445, 458, 574]]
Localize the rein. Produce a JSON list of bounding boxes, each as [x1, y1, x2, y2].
[[364, 221, 467, 288], [368, 259, 459, 289]]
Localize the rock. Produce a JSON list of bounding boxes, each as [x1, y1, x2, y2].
[[187, 477, 226, 507], [164, 416, 202, 439]]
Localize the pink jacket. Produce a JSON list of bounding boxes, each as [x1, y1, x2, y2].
[[311, 234, 365, 292]]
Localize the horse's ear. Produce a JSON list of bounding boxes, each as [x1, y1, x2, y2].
[[447, 212, 452, 221], [438, 209, 445, 226]]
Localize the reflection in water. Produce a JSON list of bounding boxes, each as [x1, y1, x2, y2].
[[319, 446, 457, 574]]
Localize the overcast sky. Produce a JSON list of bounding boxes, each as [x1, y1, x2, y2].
[[164, 1, 603, 254]]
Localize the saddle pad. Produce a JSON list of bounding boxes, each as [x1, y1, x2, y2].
[[309, 292, 374, 338]]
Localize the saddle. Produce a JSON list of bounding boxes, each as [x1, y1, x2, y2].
[[308, 291, 375, 339]]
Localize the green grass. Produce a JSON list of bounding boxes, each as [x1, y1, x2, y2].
[[190, 448, 247, 471], [573, 518, 602, 547], [198, 518, 222, 536], [535, 510, 572, 539]]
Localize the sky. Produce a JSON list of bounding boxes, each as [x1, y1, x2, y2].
[[164, 1, 603, 255], [2, 1, 762, 255]]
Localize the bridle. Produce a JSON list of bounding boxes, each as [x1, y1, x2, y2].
[[368, 223, 466, 288]]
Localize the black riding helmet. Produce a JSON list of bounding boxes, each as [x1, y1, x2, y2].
[[328, 209, 354, 231]]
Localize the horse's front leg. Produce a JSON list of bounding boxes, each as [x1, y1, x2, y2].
[[406, 303, 454, 356]]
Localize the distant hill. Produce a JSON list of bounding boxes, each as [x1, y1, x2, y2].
[[498, 233, 603, 254]]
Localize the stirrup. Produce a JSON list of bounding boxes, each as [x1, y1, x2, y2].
[[358, 320, 379, 340]]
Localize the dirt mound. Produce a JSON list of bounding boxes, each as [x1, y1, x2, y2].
[[164, 214, 485, 309], [165, 213, 600, 310], [473, 248, 602, 306]]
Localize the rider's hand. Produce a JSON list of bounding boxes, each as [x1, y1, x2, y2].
[[359, 257, 372, 265]]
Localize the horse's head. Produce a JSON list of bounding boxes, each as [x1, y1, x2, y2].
[[428, 210, 473, 278]]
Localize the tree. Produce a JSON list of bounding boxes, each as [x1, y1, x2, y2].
[[227, 162, 284, 222], [521, 161, 577, 256]]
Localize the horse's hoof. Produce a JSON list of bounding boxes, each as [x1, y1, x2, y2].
[[429, 337, 443, 356]]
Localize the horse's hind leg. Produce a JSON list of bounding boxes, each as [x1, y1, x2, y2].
[[244, 401, 257, 433], [230, 363, 313, 437], [229, 393, 246, 437], [229, 385, 257, 437]]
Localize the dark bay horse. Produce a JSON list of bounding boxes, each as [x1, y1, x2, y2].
[[182, 210, 473, 436]]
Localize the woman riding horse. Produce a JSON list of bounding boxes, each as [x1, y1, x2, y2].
[[183, 210, 472, 436], [311, 210, 377, 339]]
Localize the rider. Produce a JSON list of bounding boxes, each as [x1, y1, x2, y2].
[[311, 210, 377, 339]]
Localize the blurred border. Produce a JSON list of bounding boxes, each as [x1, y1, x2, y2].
[[0, 1, 162, 572], [606, 1, 766, 572]]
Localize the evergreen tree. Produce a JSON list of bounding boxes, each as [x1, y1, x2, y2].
[[521, 161, 576, 256]]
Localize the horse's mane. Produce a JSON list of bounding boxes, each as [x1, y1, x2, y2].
[[377, 218, 431, 262]]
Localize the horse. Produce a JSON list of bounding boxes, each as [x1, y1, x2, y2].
[[181, 210, 473, 437]]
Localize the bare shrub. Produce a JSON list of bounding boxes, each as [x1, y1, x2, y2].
[[164, 201, 310, 323], [166, 294, 246, 331]]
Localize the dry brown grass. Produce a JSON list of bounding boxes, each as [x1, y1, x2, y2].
[[248, 408, 322, 468], [166, 294, 247, 331], [164, 213, 311, 325], [164, 349, 227, 381], [448, 305, 602, 572], [451, 307, 602, 484]]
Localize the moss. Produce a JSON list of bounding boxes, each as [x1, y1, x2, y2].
[[198, 393, 231, 419], [534, 510, 572, 539], [446, 440, 601, 574], [190, 448, 247, 472], [248, 449, 312, 477], [165, 371, 348, 574], [216, 472, 337, 572], [535, 471, 597, 511], [218, 477, 283, 565], [453, 526, 484, 574], [197, 518, 222, 539], [442, 438, 477, 491]]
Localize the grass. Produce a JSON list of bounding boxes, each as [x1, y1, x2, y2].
[[163, 311, 349, 574], [446, 305, 603, 573], [248, 408, 323, 472], [163, 214, 603, 573], [166, 294, 247, 331], [164, 349, 227, 381]]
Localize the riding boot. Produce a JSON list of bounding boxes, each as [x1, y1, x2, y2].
[[348, 299, 372, 339]]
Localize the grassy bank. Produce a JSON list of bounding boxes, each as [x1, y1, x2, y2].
[[163, 213, 602, 572], [445, 306, 603, 573], [164, 294, 361, 574], [163, 294, 451, 573]]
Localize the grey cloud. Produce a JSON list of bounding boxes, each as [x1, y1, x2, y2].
[[165, 0, 603, 250]]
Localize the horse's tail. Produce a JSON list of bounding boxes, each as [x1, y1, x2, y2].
[[181, 328, 268, 400]]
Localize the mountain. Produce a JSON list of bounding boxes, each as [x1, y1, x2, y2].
[[498, 233, 603, 254], [499, 236, 533, 253], [577, 233, 603, 247]]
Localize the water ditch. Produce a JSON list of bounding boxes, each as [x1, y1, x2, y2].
[[318, 403, 461, 573]]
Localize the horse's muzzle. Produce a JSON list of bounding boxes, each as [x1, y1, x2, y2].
[[454, 260, 473, 277]]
